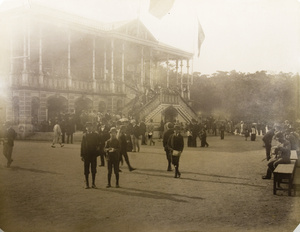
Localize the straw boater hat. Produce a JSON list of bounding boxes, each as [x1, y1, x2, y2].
[[109, 127, 117, 134]]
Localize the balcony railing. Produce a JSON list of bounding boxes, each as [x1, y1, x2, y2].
[[10, 74, 125, 94]]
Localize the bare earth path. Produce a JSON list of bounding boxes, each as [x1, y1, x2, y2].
[[0, 135, 299, 232]]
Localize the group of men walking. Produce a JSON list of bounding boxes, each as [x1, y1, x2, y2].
[[81, 119, 186, 189]]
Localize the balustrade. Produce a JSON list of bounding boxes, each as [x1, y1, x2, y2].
[[10, 73, 125, 94]]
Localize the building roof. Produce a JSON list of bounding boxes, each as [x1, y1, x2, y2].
[[0, 0, 193, 59]]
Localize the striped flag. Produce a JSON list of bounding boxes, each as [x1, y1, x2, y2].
[[198, 19, 205, 57], [149, 0, 175, 19]]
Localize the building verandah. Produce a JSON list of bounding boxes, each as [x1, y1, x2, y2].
[[0, 2, 196, 130]]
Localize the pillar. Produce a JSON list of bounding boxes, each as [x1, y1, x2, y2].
[[180, 59, 183, 97], [121, 42, 125, 92], [110, 39, 115, 93], [92, 37, 96, 91], [9, 29, 13, 87], [140, 46, 144, 90], [67, 31, 72, 88], [104, 43, 107, 81], [38, 25, 44, 87], [191, 58, 194, 85], [149, 49, 153, 89], [187, 59, 190, 100], [176, 59, 179, 85], [166, 54, 169, 88], [22, 22, 28, 86]]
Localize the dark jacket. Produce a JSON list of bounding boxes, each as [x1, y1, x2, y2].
[[133, 124, 140, 138], [118, 132, 127, 154], [4, 127, 17, 147], [81, 132, 100, 159], [168, 133, 184, 152], [105, 138, 120, 159], [163, 129, 174, 150], [262, 129, 275, 145]]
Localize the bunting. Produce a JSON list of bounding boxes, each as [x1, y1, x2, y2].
[[149, 0, 175, 19]]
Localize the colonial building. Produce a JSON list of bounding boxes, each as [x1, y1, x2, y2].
[[0, 0, 198, 132]]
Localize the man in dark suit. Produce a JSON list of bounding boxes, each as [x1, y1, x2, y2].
[[262, 128, 275, 161], [163, 123, 174, 171], [81, 122, 100, 189], [104, 127, 121, 188], [2, 121, 17, 168], [167, 125, 184, 178], [98, 121, 110, 166]]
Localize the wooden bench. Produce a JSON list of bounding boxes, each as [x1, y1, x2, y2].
[[273, 160, 296, 196], [290, 150, 298, 160], [293, 168, 300, 196], [290, 150, 299, 167]]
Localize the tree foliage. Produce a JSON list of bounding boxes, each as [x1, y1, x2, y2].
[[190, 71, 299, 123]]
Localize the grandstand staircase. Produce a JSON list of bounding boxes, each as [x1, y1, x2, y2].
[[122, 90, 198, 123]]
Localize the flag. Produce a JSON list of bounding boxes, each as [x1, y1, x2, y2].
[[149, 0, 175, 19], [197, 19, 205, 57]]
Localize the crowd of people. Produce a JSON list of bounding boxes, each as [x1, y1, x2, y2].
[[2, 112, 300, 189], [78, 117, 185, 188]]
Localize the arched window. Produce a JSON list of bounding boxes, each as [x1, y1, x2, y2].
[[12, 96, 19, 125], [98, 101, 106, 113], [31, 97, 40, 125], [47, 96, 68, 124], [75, 97, 93, 130], [116, 100, 123, 113]]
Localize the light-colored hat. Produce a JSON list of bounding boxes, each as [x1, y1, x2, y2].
[[109, 127, 117, 133]]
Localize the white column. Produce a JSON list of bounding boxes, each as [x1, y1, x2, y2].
[[104, 44, 107, 81], [121, 42, 125, 82], [176, 59, 179, 85], [27, 20, 30, 60], [155, 61, 159, 86], [110, 39, 115, 93], [68, 31, 72, 88], [180, 59, 183, 97], [121, 42, 125, 92], [38, 26, 44, 87], [92, 37, 96, 80], [191, 58, 194, 85], [9, 29, 13, 86], [166, 54, 169, 88], [111, 39, 114, 81], [92, 37, 96, 91], [22, 23, 28, 86], [149, 49, 153, 89], [187, 59, 190, 100], [141, 47, 144, 88]]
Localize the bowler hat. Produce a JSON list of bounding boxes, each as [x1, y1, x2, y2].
[[168, 123, 174, 129], [174, 125, 181, 130], [85, 122, 93, 126]]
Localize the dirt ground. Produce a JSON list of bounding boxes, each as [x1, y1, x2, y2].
[[0, 134, 299, 232]]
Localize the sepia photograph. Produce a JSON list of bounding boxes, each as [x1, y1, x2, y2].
[[0, 0, 300, 231]]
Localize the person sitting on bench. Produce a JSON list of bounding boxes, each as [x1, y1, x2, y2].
[[262, 132, 291, 179]]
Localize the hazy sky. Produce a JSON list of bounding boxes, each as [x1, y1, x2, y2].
[[1, 0, 300, 75]]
